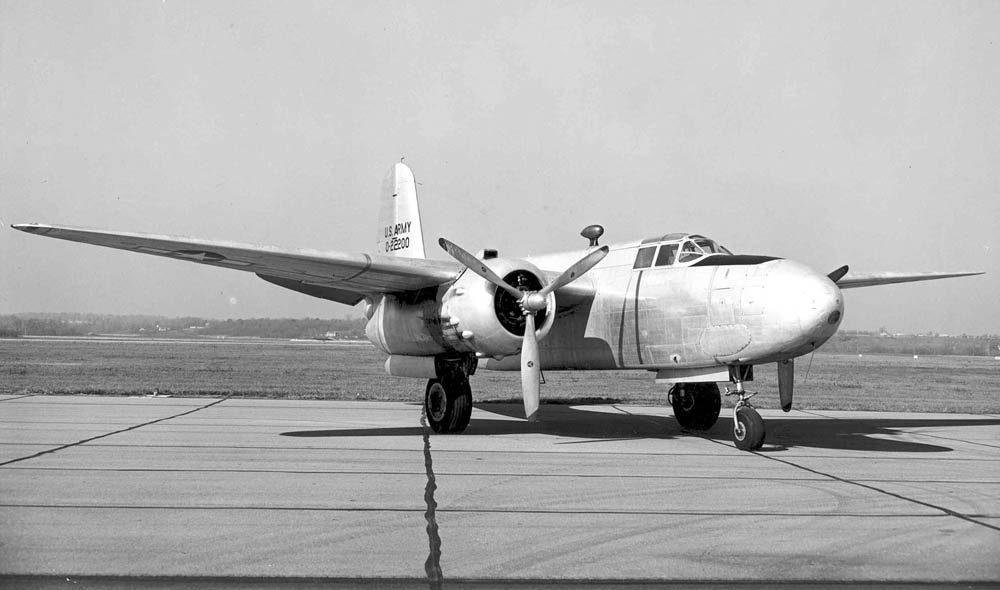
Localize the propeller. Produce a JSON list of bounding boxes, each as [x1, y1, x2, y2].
[[438, 238, 609, 421]]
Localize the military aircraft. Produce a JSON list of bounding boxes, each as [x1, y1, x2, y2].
[[12, 163, 983, 450]]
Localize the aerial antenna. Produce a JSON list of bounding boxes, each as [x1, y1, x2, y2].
[[581, 225, 604, 247]]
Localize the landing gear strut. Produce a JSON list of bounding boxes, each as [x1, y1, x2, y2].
[[725, 366, 765, 451], [424, 355, 476, 434]]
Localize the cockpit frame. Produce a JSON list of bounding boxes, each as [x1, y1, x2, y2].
[[632, 234, 733, 270]]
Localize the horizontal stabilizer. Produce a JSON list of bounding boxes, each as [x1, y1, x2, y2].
[[835, 270, 984, 289]]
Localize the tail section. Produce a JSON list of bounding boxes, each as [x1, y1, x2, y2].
[[376, 162, 426, 258]]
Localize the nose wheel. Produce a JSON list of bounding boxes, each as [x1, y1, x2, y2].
[[725, 379, 765, 451]]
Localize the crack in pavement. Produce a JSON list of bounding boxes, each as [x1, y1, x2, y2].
[[0, 397, 230, 467]]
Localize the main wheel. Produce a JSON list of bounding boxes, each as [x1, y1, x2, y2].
[[424, 377, 472, 434], [733, 406, 765, 451], [668, 383, 721, 430]]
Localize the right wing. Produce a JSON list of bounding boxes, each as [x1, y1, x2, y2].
[[834, 269, 984, 290], [12, 223, 463, 305]]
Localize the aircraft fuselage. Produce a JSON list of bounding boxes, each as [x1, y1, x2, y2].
[[369, 235, 844, 379], [517, 242, 844, 373]]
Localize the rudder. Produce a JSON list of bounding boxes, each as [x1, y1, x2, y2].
[[376, 162, 426, 258]]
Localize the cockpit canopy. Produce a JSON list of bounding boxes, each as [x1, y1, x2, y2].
[[633, 234, 733, 269]]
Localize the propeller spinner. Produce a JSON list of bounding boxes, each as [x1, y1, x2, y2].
[[439, 238, 609, 421]]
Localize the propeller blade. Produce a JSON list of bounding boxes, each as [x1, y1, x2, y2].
[[438, 238, 523, 299], [539, 246, 610, 297], [521, 312, 541, 422]]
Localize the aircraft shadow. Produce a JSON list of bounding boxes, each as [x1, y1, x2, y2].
[[281, 403, 1000, 454]]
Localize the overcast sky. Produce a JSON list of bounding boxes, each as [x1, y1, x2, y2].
[[2, 1, 997, 334]]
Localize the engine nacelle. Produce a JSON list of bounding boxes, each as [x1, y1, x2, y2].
[[364, 258, 556, 360], [438, 258, 554, 359], [365, 291, 446, 356]]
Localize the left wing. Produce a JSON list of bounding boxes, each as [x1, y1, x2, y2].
[[832, 268, 984, 290], [12, 223, 462, 305]]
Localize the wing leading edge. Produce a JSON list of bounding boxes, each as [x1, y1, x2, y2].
[[12, 223, 462, 305]]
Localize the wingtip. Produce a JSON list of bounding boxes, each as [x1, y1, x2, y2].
[[12, 223, 42, 233]]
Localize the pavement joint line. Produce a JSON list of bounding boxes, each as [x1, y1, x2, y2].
[[2, 397, 421, 410], [2, 576, 999, 589], [0, 397, 231, 467], [905, 430, 1000, 450], [2, 441, 757, 457], [0, 503, 983, 517], [5, 465, 996, 484], [747, 446, 1000, 533], [5, 440, 1000, 461], [0, 466, 834, 480], [797, 409, 1000, 450], [0, 394, 36, 402]]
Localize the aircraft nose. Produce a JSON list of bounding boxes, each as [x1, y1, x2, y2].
[[765, 260, 844, 344], [797, 270, 843, 339], [785, 263, 844, 345]]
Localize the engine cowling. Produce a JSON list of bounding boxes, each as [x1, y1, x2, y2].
[[364, 257, 556, 360], [439, 258, 555, 359]]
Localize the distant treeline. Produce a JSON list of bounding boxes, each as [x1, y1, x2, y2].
[[0, 313, 367, 340], [820, 330, 999, 357], [1, 314, 997, 355]]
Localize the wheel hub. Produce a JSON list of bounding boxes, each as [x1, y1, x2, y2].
[[427, 384, 447, 422]]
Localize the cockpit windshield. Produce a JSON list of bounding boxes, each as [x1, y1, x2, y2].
[[677, 235, 731, 263], [632, 234, 732, 269], [691, 236, 731, 254]]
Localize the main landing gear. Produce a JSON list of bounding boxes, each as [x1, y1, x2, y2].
[[668, 383, 721, 431], [725, 365, 765, 451], [423, 355, 476, 434]]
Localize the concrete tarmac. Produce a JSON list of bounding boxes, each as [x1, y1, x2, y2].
[[1, 394, 998, 587]]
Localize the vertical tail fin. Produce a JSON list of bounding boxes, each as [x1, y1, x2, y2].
[[376, 162, 426, 258]]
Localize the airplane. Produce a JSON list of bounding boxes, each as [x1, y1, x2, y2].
[[11, 162, 984, 451]]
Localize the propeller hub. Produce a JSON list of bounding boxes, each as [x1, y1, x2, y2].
[[521, 292, 548, 313]]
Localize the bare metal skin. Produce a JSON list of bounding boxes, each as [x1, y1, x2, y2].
[[11, 162, 982, 449]]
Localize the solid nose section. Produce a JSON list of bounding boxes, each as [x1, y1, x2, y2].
[[795, 268, 844, 342], [760, 259, 844, 353]]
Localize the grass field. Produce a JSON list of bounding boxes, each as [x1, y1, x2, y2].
[[2, 337, 999, 413]]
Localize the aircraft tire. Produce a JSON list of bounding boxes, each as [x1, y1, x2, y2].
[[733, 406, 765, 451], [669, 383, 721, 430], [424, 377, 472, 434]]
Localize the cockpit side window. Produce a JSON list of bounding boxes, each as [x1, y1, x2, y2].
[[633, 246, 656, 269], [655, 244, 678, 266]]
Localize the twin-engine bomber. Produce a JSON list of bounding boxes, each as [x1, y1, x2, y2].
[[12, 163, 984, 450]]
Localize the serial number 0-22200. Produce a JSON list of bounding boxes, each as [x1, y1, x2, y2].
[[385, 236, 410, 252]]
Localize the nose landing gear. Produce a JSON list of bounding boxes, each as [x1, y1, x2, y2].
[[725, 370, 765, 451]]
